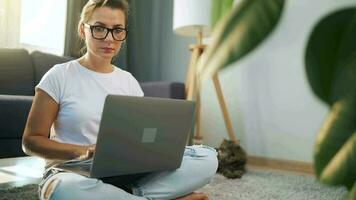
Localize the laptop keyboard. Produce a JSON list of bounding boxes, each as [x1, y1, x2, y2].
[[55, 158, 92, 175]]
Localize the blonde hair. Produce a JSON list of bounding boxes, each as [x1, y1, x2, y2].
[[77, 0, 128, 38]]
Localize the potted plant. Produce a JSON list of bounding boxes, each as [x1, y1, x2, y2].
[[198, 0, 355, 198], [305, 8, 356, 199]]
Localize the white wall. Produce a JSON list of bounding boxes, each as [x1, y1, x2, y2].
[[199, 0, 356, 162]]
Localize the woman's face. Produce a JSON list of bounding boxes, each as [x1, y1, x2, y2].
[[81, 6, 126, 61]]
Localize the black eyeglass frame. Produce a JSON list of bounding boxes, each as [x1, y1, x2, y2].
[[83, 23, 128, 41]]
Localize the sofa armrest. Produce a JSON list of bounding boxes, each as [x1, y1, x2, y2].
[[140, 82, 185, 99], [0, 95, 33, 158]]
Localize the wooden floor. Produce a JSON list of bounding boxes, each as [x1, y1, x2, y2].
[[247, 155, 314, 176]]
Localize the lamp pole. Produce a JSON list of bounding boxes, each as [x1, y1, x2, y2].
[[186, 41, 237, 145], [174, 0, 238, 145]]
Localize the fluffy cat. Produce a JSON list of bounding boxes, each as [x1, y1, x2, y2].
[[216, 139, 247, 178]]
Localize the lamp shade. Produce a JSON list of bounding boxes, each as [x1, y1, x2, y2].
[[173, 0, 212, 37]]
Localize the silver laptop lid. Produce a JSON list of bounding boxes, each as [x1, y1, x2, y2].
[[91, 95, 195, 178]]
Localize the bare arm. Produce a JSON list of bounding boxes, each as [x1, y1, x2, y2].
[[22, 88, 93, 160]]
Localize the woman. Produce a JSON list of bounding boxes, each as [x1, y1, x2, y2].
[[22, 0, 218, 199]]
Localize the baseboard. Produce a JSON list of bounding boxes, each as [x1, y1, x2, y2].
[[247, 155, 314, 175]]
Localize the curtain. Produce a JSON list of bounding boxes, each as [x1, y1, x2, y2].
[[124, 0, 167, 81], [0, 0, 21, 48], [124, 0, 193, 82], [64, 0, 87, 58]]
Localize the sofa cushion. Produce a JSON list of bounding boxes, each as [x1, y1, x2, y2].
[[0, 139, 26, 158], [31, 51, 72, 85], [0, 48, 34, 95], [0, 95, 33, 138], [140, 82, 185, 99]]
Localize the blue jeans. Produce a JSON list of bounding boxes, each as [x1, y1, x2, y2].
[[39, 145, 218, 200]]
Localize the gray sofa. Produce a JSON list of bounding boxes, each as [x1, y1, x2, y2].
[[0, 48, 185, 158]]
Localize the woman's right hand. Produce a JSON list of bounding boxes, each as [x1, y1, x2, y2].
[[76, 144, 96, 160]]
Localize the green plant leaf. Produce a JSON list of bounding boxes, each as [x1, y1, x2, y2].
[[305, 8, 356, 106], [211, 0, 223, 29], [221, 0, 234, 16], [306, 9, 356, 197], [198, 0, 285, 79], [211, 0, 234, 29], [314, 92, 356, 184], [319, 131, 356, 189], [345, 182, 356, 200]]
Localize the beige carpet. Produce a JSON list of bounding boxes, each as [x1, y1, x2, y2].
[[0, 169, 348, 200], [198, 169, 347, 200]]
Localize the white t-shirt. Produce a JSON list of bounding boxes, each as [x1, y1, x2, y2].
[[36, 60, 144, 146]]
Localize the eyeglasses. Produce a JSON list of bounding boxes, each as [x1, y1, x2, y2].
[[84, 23, 128, 41]]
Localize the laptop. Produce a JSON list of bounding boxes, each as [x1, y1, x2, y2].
[[56, 95, 195, 179]]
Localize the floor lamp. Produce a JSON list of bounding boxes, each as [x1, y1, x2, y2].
[[173, 0, 238, 144]]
